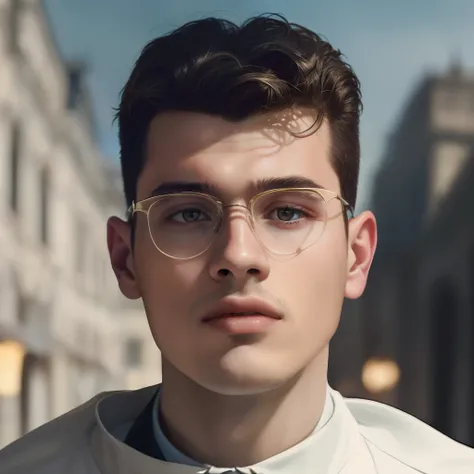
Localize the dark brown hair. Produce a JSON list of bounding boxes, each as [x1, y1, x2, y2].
[[116, 14, 362, 211]]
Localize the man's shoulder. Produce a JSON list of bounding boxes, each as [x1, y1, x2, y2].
[[344, 396, 474, 473], [0, 391, 112, 474]]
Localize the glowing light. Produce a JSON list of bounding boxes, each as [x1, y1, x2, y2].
[[0, 340, 25, 397], [362, 357, 400, 394]]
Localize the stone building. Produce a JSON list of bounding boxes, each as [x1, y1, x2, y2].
[[362, 62, 474, 447], [0, 0, 160, 448]]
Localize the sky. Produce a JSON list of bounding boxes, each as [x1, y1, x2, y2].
[[43, 0, 474, 210]]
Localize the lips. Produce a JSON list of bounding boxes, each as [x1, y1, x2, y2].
[[201, 297, 282, 323]]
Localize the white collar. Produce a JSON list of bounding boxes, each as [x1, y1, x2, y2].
[[91, 386, 377, 474], [151, 385, 335, 468]]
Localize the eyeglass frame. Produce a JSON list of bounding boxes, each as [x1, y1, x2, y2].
[[127, 187, 354, 259]]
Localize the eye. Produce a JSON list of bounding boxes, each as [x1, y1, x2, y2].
[[269, 207, 306, 222], [169, 208, 210, 223]]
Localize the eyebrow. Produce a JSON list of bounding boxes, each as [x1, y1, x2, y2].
[[253, 176, 326, 193], [150, 181, 219, 196], [149, 176, 326, 198]]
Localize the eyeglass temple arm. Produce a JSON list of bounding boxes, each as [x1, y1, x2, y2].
[[341, 198, 354, 218]]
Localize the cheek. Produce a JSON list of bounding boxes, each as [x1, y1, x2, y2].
[[135, 220, 197, 281], [133, 225, 205, 309], [270, 237, 347, 319], [135, 257, 206, 352], [136, 258, 203, 305]]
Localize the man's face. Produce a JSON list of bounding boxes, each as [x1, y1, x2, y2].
[[114, 110, 354, 395]]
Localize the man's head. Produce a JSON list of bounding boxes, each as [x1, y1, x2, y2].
[[108, 15, 377, 395]]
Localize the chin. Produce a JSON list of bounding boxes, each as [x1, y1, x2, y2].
[[192, 347, 301, 396], [196, 374, 289, 396]]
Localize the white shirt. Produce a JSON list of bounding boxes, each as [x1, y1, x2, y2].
[[151, 386, 335, 468], [0, 384, 473, 474]]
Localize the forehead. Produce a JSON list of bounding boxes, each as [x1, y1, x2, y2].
[[138, 109, 339, 199]]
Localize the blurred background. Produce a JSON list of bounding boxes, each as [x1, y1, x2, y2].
[[0, 0, 473, 449]]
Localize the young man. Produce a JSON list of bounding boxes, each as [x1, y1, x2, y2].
[[1, 14, 473, 474]]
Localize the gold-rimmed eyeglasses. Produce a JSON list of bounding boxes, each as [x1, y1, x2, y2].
[[128, 187, 353, 260]]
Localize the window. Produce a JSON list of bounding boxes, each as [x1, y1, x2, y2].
[[9, 122, 21, 212], [74, 217, 87, 275], [125, 338, 143, 368], [39, 167, 50, 244], [7, 0, 21, 54]]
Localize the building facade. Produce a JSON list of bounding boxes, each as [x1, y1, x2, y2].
[[362, 62, 474, 447], [0, 0, 160, 448]]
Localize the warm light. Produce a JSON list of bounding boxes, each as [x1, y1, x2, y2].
[[362, 357, 400, 394], [0, 340, 25, 397]]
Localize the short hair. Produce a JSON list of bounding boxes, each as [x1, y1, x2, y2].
[[116, 14, 362, 210]]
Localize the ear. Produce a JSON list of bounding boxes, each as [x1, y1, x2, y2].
[[107, 216, 141, 300], [344, 211, 377, 300]]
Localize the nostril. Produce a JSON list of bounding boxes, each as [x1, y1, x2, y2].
[[217, 268, 259, 277]]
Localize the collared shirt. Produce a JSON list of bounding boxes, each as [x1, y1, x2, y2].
[[151, 386, 335, 468], [0, 384, 473, 474], [152, 391, 200, 467]]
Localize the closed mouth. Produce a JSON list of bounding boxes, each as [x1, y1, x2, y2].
[[202, 298, 282, 323], [217, 312, 265, 317]]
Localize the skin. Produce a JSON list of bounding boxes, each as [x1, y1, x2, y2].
[[107, 109, 377, 467]]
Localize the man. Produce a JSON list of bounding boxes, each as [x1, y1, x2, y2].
[[1, 14, 473, 474]]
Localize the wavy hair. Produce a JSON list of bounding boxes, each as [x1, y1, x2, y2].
[[116, 14, 362, 209]]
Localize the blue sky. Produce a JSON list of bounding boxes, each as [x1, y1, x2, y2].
[[43, 0, 474, 209]]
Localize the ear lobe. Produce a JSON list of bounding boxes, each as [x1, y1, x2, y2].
[[107, 216, 142, 300], [344, 211, 377, 300]]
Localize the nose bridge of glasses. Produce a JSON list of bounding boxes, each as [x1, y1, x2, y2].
[[216, 203, 255, 232], [214, 208, 264, 258], [223, 202, 251, 212]]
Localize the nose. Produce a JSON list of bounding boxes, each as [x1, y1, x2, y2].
[[208, 208, 270, 284]]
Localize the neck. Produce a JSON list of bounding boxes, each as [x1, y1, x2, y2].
[[159, 349, 329, 467]]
